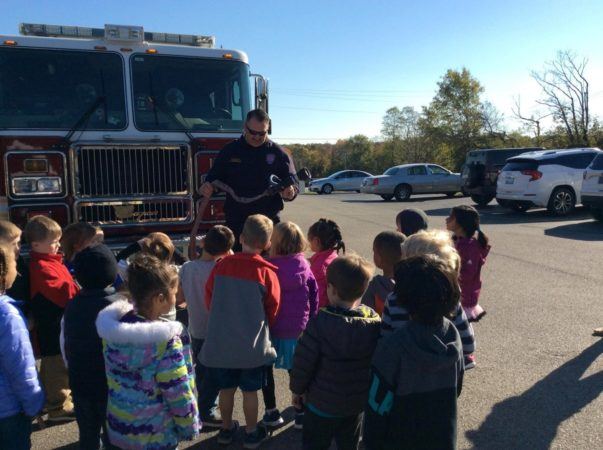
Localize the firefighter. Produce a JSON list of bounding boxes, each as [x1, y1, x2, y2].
[[200, 109, 298, 247]]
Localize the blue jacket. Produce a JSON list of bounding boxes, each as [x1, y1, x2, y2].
[[0, 294, 45, 418]]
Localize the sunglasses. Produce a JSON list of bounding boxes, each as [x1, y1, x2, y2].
[[246, 125, 267, 137]]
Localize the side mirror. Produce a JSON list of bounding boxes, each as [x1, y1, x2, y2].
[[251, 74, 269, 115]]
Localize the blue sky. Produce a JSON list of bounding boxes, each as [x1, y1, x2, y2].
[[2, 0, 603, 143]]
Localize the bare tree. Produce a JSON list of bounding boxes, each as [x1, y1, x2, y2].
[[481, 101, 506, 141], [531, 50, 590, 146], [511, 96, 552, 145]]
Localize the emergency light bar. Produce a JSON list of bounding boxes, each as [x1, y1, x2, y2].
[[19, 23, 216, 48]]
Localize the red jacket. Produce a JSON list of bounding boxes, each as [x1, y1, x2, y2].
[[29, 252, 79, 308]]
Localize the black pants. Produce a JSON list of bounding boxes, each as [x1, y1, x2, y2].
[[72, 393, 108, 450], [303, 408, 362, 450], [0, 413, 31, 450]]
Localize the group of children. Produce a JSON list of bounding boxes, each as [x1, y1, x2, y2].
[[0, 202, 490, 450]]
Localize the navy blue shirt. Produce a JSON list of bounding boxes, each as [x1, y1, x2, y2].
[[205, 136, 297, 220]]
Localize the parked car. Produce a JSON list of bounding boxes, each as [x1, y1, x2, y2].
[[361, 164, 461, 201], [461, 147, 545, 206], [308, 170, 372, 194], [581, 152, 603, 222], [496, 148, 601, 215]]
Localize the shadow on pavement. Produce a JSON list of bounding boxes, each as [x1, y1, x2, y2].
[[544, 221, 603, 241], [465, 339, 603, 450], [341, 195, 455, 204]]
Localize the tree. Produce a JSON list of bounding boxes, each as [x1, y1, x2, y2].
[[511, 95, 552, 146], [531, 50, 590, 146], [419, 68, 488, 167]]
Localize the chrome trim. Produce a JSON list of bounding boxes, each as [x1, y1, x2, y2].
[[71, 143, 192, 198], [74, 195, 193, 228], [8, 202, 71, 223], [4, 150, 68, 200]]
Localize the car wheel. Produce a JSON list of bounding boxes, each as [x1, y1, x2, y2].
[[591, 208, 603, 222], [547, 187, 576, 216], [380, 194, 394, 201], [470, 194, 494, 206], [394, 184, 412, 201], [446, 192, 457, 198], [496, 198, 509, 208], [510, 202, 530, 213], [321, 184, 333, 195]]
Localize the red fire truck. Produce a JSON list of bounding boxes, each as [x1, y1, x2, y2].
[[0, 23, 269, 249]]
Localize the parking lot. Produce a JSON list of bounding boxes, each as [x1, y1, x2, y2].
[[33, 192, 603, 450]]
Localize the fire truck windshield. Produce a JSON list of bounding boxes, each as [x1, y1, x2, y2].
[[131, 54, 251, 132], [0, 47, 126, 130]]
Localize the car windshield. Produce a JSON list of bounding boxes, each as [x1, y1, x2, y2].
[[131, 54, 251, 132], [0, 47, 126, 130], [384, 167, 398, 175]]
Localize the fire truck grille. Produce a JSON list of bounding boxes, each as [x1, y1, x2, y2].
[[75, 198, 192, 227], [74, 145, 190, 197]]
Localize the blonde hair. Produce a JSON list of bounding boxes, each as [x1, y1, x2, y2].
[[0, 220, 21, 243], [0, 244, 17, 293], [401, 229, 460, 274], [140, 232, 175, 263], [61, 222, 100, 261], [24, 215, 61, 244], [241, 214, 273, 250], [271, 221, 307, 256]]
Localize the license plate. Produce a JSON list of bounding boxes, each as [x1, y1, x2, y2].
[[505, 178, 514, 185]]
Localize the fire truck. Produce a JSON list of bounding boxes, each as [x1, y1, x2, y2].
[[0, 23, 269, 249]]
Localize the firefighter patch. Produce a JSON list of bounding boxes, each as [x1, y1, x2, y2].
[[266, 153, 276, 165]]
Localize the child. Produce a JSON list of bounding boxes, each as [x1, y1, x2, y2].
[[62, 244, 119, 450], [116, 232, 184, 320], [96, 254, 199, 449], [262, 221, 318, 430], [0, 244, 45, 449], [178, 225, 235, 428], [60, 222, 104, 272], [26, 216, 79, 421], [308, 218, 345, 308], [364, 256, 464, 450], [362, 231, 405, 316], [0, 220, 29, 306], [446, 205, 491, 322], [290, 254, 381, 450], [381, 230, 477, 369], [395, 208, 429, 236], [201, 214, 280, 449]]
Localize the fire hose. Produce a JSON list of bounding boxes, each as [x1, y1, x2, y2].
[[188, 169, 311, 260]]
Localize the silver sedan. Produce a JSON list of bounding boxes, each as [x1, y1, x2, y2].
[[308, 170, 372, 194], [361, 164, 461, 201]]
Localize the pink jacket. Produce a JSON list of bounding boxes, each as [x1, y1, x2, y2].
[[454, 237, 490, 308], [309, 249, 338, 308]]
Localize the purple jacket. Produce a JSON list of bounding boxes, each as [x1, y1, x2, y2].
[[454, 237, 490, 308], [269, 253, 319, 339]]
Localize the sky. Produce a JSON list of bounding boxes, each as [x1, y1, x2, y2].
[[2, 0, 603, 144]]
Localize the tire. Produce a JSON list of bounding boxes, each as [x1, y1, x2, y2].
[[321, 184, 333, 195], [394, 184, 412, 201], [591, 208, 603, 222], [510, 202, 530, 213], [496, 198, 509, 207], [547, 187, 576, 216], [380, 194, 394, 201], [446, 192, 457, 198], [470, 194, 494, 206]]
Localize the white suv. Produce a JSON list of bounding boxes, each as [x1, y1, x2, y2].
[[496, 148, 601, 215], [581, 153, 603, 222]]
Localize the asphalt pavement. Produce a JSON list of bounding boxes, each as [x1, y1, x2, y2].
[[32, 192, 603, 450]]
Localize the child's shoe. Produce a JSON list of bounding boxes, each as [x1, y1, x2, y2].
[[464, 304, 486, 322], [243, 425, 268, 449], [217, 421, 239, 445], [464, 354, 476, 370], [46, 407, 75, 422], [261, 408, 284, 427], [294, 411, 304, 430], [200, 409, 223, 429]]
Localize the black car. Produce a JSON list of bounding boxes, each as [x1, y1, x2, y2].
[[461, 147, 545, 206]]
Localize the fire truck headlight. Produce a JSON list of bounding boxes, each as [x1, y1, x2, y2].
[[11, 176, 62, 195], [37, 177, 62, 193]]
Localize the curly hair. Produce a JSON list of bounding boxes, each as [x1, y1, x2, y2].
[[308, 218, 345, 253]]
